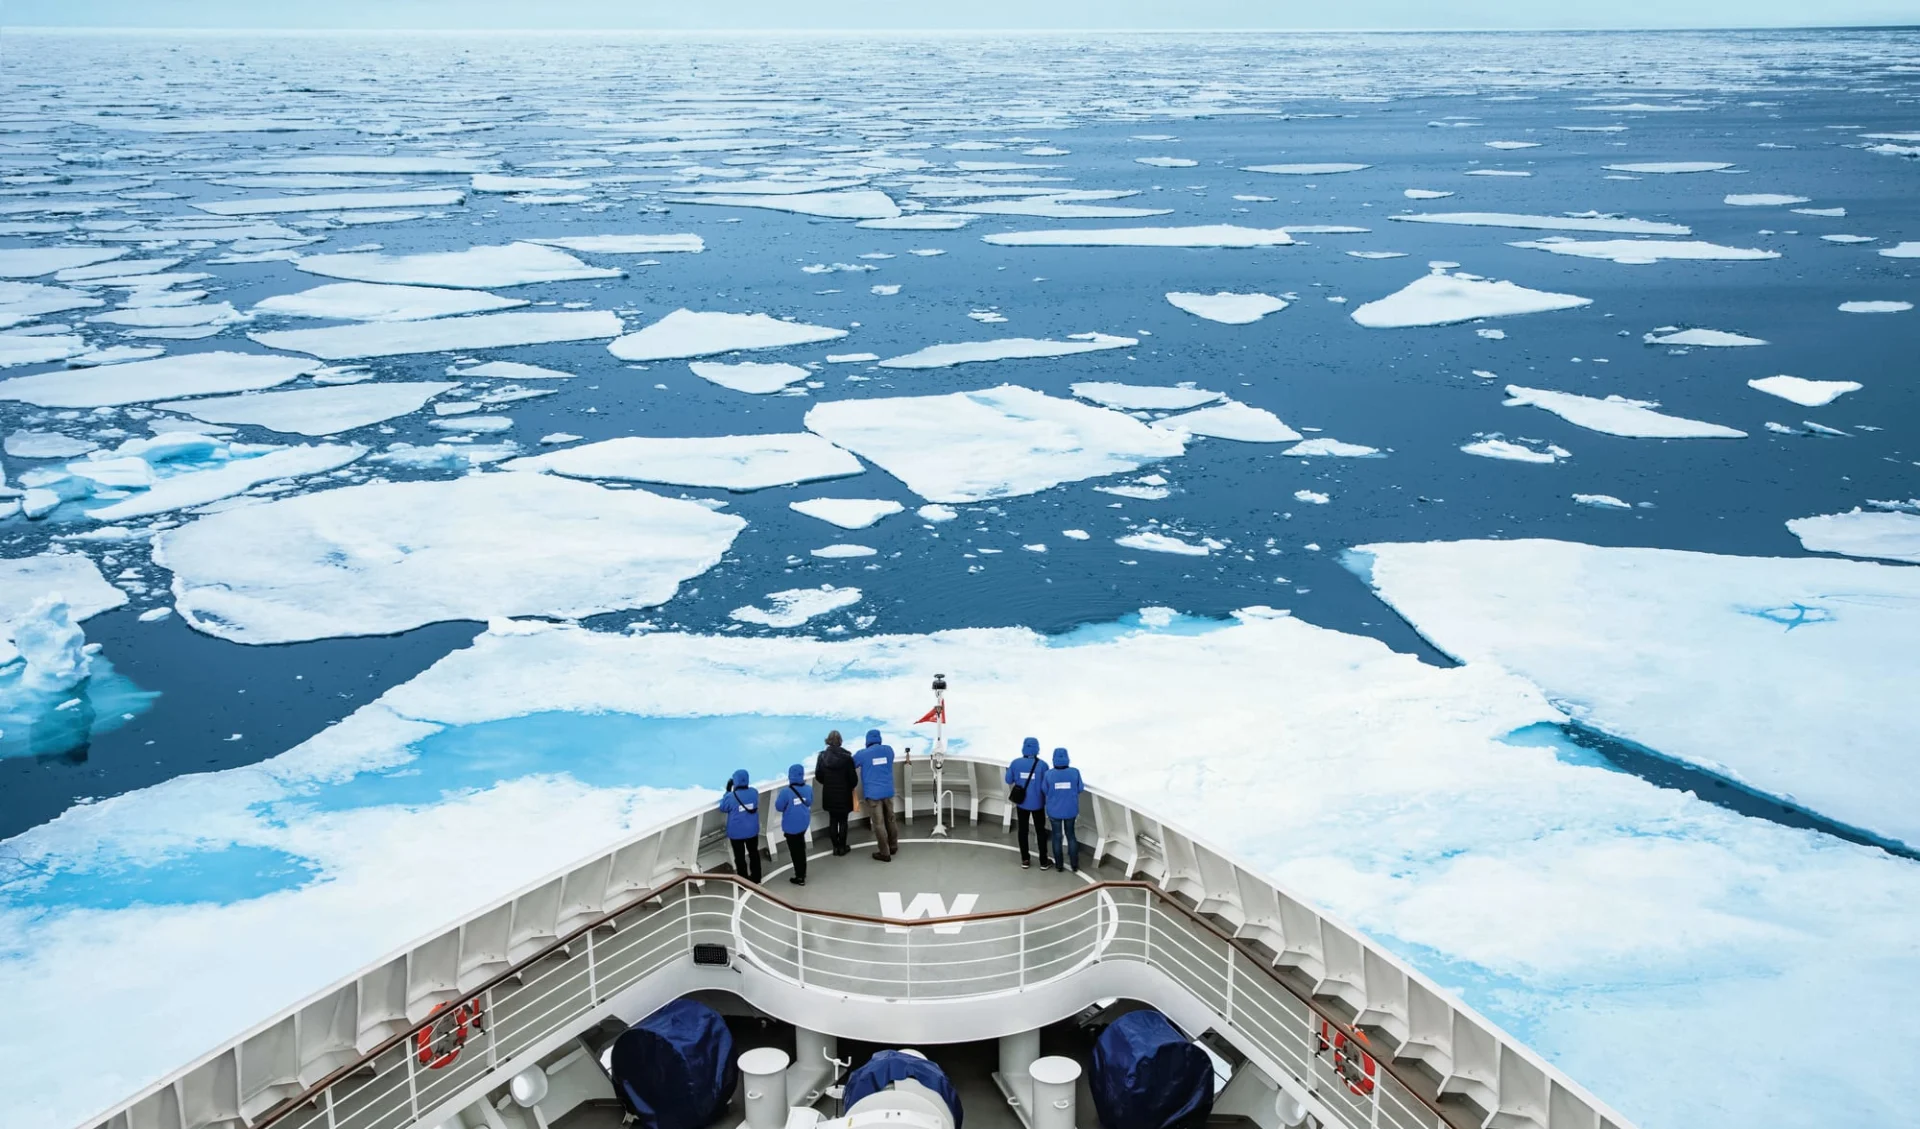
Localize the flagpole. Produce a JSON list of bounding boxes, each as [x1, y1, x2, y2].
[[930, 673, 949, 838]]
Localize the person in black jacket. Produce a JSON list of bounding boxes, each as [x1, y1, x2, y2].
[[814, 730, 858, 856]]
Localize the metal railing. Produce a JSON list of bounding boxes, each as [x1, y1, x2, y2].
[[246, 874, 1460, 1129]]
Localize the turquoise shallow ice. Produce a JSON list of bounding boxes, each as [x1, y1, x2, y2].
[[0, 26, 1917, 1129]]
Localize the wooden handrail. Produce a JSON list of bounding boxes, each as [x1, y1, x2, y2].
[[256, 870, 1455, 1129]]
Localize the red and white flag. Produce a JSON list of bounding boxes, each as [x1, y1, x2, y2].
[[915, 703, 946, 725]]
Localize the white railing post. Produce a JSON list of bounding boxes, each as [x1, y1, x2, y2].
[[322, 1087, 337, 1129], [587, 928, 600, 1001], [484, 986, 499, 1070], [1018, 915, 1027, 988], [796, 910, 807, 987], [404, 1037, 421, 1121], [904, 926, 913, 1000], [1226, 943, 1237, 1021]]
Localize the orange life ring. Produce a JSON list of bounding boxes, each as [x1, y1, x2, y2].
[[416, 998, 484, 1069], [1316, 1020, 1377, 1097]]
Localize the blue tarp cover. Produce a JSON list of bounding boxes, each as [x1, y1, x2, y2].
[[609, 999, 739, 1129], [845, 1050, 964, 1129], [1090, 1011, 1214, 1129]]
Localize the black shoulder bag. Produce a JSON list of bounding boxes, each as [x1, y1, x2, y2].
[[1008, 757, 1041, 805]]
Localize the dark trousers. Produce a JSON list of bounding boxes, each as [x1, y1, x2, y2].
[[785, 833, 808, 882], [1051, 818, 1079, 871], [1015, 807, 1049, 865], [729, 836, 761, 883], [826, 810, 850, 855], [868, 798, 898, 859]]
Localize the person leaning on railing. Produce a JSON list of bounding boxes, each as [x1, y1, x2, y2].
[[1045, 747, 1085, 873], [776, 763, 814, 886], [719, 769, 763, 883], [1005, 737, 1051, 870], [856, 728, 899, 862], [815, 730, 857, 857]]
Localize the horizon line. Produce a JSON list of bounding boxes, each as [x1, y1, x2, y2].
[[5, 23, 1919, 34]]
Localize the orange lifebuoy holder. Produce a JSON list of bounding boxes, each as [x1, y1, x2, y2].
[[1316, 1019, 1377, 1097], [416, 998, 485, 1070]]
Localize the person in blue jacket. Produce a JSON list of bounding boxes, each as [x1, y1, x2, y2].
[[718, 769, 762, 883], [775, 763, 814, 886], [1005, 737, 1050, 869], [857, 729, 899, 862], [1045, 748, 1085, 872]]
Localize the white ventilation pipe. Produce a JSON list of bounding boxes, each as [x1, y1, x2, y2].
[[740, 1046, 794, 1129], [1029, 1056, 1080, 1129]]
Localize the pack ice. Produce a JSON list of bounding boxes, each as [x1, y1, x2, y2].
[[252, 282, 527, 321], [1503, 386, 1745, 438], [506, 434, 863, 491], [878, 333, 1135, 369], [608, 310, 846, 362], [251, 311, 623, 359], [1511, 238, 1779, 264], [154, 382, 459, 434], [1352, 271, 1591, 328], [804, 385, 1187, 503], [1354, 538, 1920, 847], [0, 352, 318, 408], [153, 474, 745, 644], [1787, 509, 1920, 565], [1164, 292, 1289, 324], [295, 243, 621, 288]]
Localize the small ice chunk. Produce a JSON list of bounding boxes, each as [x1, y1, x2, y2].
[[1819, 235, 1875, 244], [1390, 212, 1691, 235], [448, 360, 574, 380], [916, 504, 958, 522], [253, 282, 527, 321], [789, 497, 904, 529], [472, 174, 593, 193], [729, 585, 862, 628], [1838, 301, 1911, 314], [826, 353, 880, 363], [1157, 401, 1302, 443], [1725, 194, 1811, 206], [1, 333, 90, 368], [1403, 189, 1454, 199], [1294, 490, 1330, 504], [1282, 438, 1382, 457], [5, 430, 97, 459], [1644, 328, 1768, 347], [856, 215, 975, 230], [191, 189, 465, 216], [154, 474, 744, 643], [295, 242, 621, 288], [251, 311, 622, 360], [1486, 140, 1541, 149], [1460, 437, 1571, 463], [1347, 250, 1408, 259], [1793, 207, 1846, 217], [687, 360, 809, 394], [0, 551, 127, 623], [153, 382, 458, 435], [1061, 528, 1090, 539], [1135, 156, 1198, 167], [1574, 493, 1633, 509], [87, 443, 366, 521], [0, 247, 128, 278], [1879, 242, 1920, 258], [1510, 238, 1778, 264], [1352, 271, 1591, 329], [1164, 292, 1289, 324], [1071, 382, 1222, 411], [608, 309, 846, 362], [137, 606, 173, 622], [1747, 375, 1862, 407], [0, 352, 317, 408], [879, 333, 1134, 369], [811, 543, 877, 558], [982, 225, 1294, 248], [1601, 161, 1735, 173], [1503, 385, 1746, 438], [1787, 509, 1920, 565], [1243, 163, 1371, 175], [1115, 531, 1211, 555], [528, 234, 704, 254], [507, 433, 862, 491], [668, 190, 902, 220], [804, 384, 1185, 504]]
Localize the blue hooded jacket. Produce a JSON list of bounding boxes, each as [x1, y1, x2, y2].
[[1005, 737, 1048, 811], [718, 769, 760, 840], [858, 729, 896, 800], [1044, 748, 1083, 819], [775, 764, 814, 835]]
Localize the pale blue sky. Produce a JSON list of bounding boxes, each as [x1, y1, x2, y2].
[[5, 0, 1915, 30]]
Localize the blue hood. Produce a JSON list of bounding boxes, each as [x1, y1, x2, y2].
[[1053, 748, 1070, 768], [730, 769, 750, 788], [1022, 736, 1039, 757], [866, 728, 883, 747], [788, 763, 806, 785]]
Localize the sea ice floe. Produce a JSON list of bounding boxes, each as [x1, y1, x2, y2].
[[448, 360, 574, 380], [1403, 189, 1453, 199], [527, 234, 704, 254], [1644, 327, 1767, 347], [668, 190, 902, 220], [1389, 212, 1691, 235], [937, 199, 1172, 219], [1746, 375, 1862, 407], [0, 352, 317, 408], [729, 585, 862, 628], [877, 333, 1134, 369], [1503, 385, 1746, 438], [1510, 238, 1779, 264], [295, 242, 621, 289], [1164, 291, 1288, 324], [0, 551, 126, 631], [1460, 437, 1571, 463], [152, 382, 459, 435], [1135, 156, 1198, 167], [0, 247, 127, 278], [1156, 401, 1302, 443], [0, 281, 104, 326], [1281, 437, 1381, 457], [1725, 194, 1811, 206], [1243, 163, 1371, 174], [506, 433, 862, 491], [686, 360, 808, 394], [981, 225, 1294, 248], [607, 309, 846, 362], [1573, 493, 1633, 509], [155, 474, 743, 644], [1601, 161, 1734, 173], [87, 443, 366, 522], [811, 544, 877, 558], [804, 384, 1186, 503], [856, 215, 974, 231], [1294, 490, 1329, 504], [1351, 270, 1591, 328], [1115, 531, 1212, 555], [788, 497, 905, 529], [252, 282, 527, 321], [1486, 140, 1541, 149], [5, 430, 96, 459], [1838, 300, 1911, 313], [1355, 537, 1920, 846], [0, 333, 90, 368], [190, 189, 466, 216], [1787, 509, 1920, 565], [237, 155, 493, 174], [471, 174, 593, 193], [1070, 382, 1222, 411], [250, 311, 623, 359], [1879, 242, 1920, 258]]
